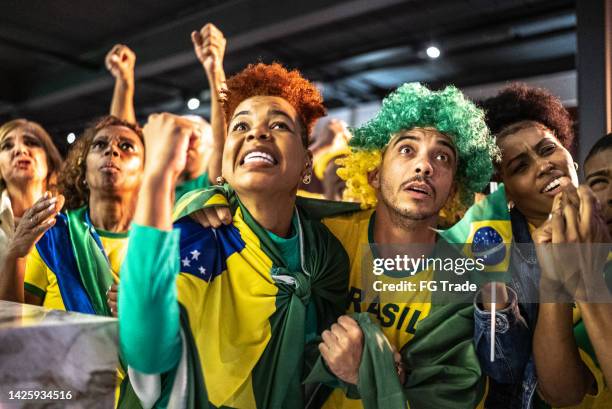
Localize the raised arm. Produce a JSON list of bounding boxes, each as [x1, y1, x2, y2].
[[191, 23, 227, 182], [119, 113, 194, 374], [105, 44, 137, 124]]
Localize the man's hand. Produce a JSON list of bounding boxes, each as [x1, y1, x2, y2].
[[142, 113, 195, 181], [191, 23, 226, 90], [319, 315, 364, 385], [105, 44, 136, 85]]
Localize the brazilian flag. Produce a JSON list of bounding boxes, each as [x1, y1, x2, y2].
[[128, 184, 352, 408], [30, 207, 143, 409], [439, 184, 512, 284]]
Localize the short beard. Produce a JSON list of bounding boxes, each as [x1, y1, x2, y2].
[[379, 178, 440, 230]]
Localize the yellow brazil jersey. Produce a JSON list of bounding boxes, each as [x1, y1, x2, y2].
[[321, 210, 433, 409], [23, 229, 128, 407], [560, 306, 611, 409]]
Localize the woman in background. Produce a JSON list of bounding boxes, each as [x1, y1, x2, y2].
[[0, 119, 62, 301]]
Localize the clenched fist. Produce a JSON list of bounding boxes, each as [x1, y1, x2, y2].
[[191, 23, 226, 90], [319, 315, 364, 385], [105, 44, 136, 84], [142, 113, 196, 181]]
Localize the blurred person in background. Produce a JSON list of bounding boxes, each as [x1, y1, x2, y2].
[[312, 129, 351, 201], [584, 134, 612, 238], [583, 134, 612, 292], [300, 118, 352, 197]]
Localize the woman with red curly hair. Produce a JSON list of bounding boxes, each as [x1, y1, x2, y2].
[[118, 57, 350, 408]]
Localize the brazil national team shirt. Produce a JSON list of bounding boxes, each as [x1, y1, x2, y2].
[[321, 209, 432, 409]]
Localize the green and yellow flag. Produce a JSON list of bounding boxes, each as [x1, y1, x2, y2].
[[439, 184, 512, 284]]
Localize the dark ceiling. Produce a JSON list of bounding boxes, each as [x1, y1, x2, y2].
[[0, 0, 576, 152]]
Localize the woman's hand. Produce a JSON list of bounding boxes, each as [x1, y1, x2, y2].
[[105, 44, 136, 86], [189, 206, 232, 228], [191, 23, 227, 93], [142, 113, 195, 181], [8, 193, 64, 258], [534, 186, 611, 301], [107, 283, 118, 318]]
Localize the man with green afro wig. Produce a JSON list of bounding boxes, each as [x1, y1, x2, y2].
[[338, 82, 497, 219], [313, 82, 499, 409]]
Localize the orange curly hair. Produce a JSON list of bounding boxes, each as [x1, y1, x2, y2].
[[223, 63, 326, 145]]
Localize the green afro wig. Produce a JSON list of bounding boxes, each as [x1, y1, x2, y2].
[[339, 82, 499, 214]]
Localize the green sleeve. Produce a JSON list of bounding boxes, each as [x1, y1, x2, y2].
[[119, 223, 182, 374]]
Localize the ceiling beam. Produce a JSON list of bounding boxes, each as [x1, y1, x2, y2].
[[8, 0, 409, 114]]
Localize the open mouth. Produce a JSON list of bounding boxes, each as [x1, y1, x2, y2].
[[239, 149, 278, 167], [404, 181, 433, 197], [540, 175, 566, 194], [14, 159, 32, 168]]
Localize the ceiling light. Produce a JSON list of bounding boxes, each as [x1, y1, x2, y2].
[[187, 98, 200, 110], [426, 46, 441, 59]]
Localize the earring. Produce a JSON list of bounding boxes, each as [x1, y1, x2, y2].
[[507, 200, 514, 212], [302, 173, 312, 185], [82, 179, 87, 186], [216, 176, 226, 186], [574, 162, 579, 171]]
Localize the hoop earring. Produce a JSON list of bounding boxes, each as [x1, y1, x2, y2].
[[302, 173, 312, 185], [574, 162, 579, 171], [507, 200, 515, 213]]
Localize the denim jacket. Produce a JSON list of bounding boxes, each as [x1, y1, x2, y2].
[[473, 209, 543, 409]]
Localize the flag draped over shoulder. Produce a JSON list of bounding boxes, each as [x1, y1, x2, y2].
[[161, 184, 351, 408], [439, 184, 512, 284], [33, 207, 142, 409], [34, 207, 114, 315]]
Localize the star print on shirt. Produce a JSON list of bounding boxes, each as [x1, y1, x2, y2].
[[190, 249, 201, 260], [180, 244, 214, 281]]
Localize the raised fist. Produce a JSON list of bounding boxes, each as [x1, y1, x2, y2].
[[105, 44, 136, 83], [142, 113, 196, 180], [191, 23, 226, 82]]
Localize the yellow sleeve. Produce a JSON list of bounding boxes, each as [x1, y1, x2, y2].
[[580, 348, 605, 400], [24, 246, 49, 298], [560, 349, 611, 409]]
